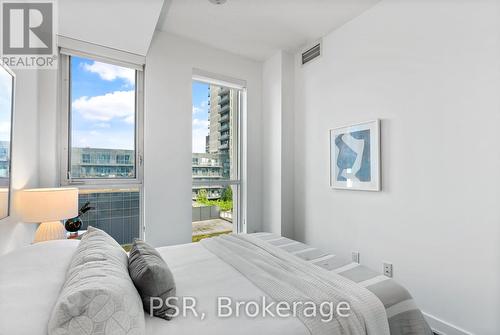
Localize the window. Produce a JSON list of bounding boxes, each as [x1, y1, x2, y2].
[[96, 153, 111, 164], [81, 153, 91, 163], [60, 52, 144, 247], [192, 79, 243, 242], [63, 55, 141, 180], [116, 154, 130, 164]]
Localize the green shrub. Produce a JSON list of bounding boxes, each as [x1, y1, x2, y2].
[[197, 189, 208, 202], [221, 186, 233, 201], [195, 198, 233, 212]]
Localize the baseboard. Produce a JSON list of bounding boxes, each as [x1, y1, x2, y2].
[[423, 312, 474, 335]]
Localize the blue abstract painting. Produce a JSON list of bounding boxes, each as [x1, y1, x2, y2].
[[335, 129, 371, 182]]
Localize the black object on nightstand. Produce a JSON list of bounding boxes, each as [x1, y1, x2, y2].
[[65, 201, 94, 236]]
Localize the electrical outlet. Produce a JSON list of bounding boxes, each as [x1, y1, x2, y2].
[[383, 262, 393, 278], [352, 252, 360, 263]]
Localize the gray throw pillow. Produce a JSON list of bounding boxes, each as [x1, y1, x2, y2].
[[48, 226, 145, 335], [128, 239, 176, 320]]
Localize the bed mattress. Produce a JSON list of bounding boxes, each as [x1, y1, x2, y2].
[[0, 233, 432, 335], [150, 233, 431, 335], [146, 241, 307, 335]]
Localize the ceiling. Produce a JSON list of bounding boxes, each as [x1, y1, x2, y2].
[[58, 0, 165, 56], [157, 0, 380, 60]]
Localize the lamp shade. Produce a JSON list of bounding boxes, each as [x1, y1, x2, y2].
[[0, 188, 8, 219], [18, 188, 78, 223], [33, 221, 67, 243]]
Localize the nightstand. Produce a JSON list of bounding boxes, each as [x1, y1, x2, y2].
[[66, 230, 87, 240]]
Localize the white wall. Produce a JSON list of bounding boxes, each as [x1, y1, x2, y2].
[[261, 53, 282, 234], [292, 0, 500, 334], [261, 51, 294, 237], [145, 32, 263, 247], [38, 70, 59, 188], [281, 52, 295, 239], [0, 70, 40, 255]]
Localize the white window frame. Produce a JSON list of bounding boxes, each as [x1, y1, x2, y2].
[[191, 70, 247, 234], [59, 52, 144, 187]]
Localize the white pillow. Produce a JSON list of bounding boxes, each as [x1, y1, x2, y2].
[[48, 227, 145, 335]]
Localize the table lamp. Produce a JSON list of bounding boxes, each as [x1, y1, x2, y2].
[[18, 188, 79, 243], [0, 188, 9, 218]]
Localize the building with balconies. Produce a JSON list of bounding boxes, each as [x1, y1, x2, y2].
[[70, 147, 135, 178], [0, 141, 10, 187], [192, 153, 224, 200]]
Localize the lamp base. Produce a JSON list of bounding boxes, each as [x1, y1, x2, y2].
[[33, 221, 66, 243]]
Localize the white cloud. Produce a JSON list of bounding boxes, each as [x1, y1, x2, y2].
[[124, 114, 135, 125], [94, 122, 111, 129], [192, 105, 202, 115], [72, 129, 134, 150], [192, 99, 209, 115], [192, 118, 209, 153], [72, 90, 134, 124], [0, 121, 11, 141], [192, 128, 207, 153], [83, 61, 135, 85], [192, 118, 209, 128]]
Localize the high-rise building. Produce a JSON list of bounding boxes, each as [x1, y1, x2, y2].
[[207, 85, 221, 154], [207, 85, 237, 179]]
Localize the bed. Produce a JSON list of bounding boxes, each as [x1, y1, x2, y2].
[[0, 233, 432, 335]]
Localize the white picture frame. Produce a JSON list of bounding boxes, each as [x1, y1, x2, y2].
[[329, 119, 380, 191]]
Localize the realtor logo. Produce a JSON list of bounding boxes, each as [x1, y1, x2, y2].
[[3, 2, 52, 54], [1, 1, 56, 68]]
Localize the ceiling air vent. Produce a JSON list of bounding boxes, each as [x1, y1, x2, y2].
[[301, 42, 321, 65]]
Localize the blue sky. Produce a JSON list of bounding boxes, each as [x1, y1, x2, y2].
[[192, 81, 210, 153], [71, 56, 135, 150]]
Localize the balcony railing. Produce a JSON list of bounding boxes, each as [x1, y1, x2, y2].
[[192, 185, 224, 190], [192, 174, 222, 178], [192, 164, 222, 168], [219, 114, 229, 123], [219, 87, 229, 95], [192, 193, 221, 200], [220, 104, 230, 114]]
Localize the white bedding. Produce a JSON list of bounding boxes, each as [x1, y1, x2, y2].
[[0, 240, 80, 335], [147, 242, 307, 335], [0, 240, 307, 335]]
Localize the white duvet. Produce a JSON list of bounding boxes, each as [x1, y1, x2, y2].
[[0, 240, 307, 335], [0, 240, 80, 335]]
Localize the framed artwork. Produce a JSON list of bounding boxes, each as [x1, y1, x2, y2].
[[330, 120, 380, 191]]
